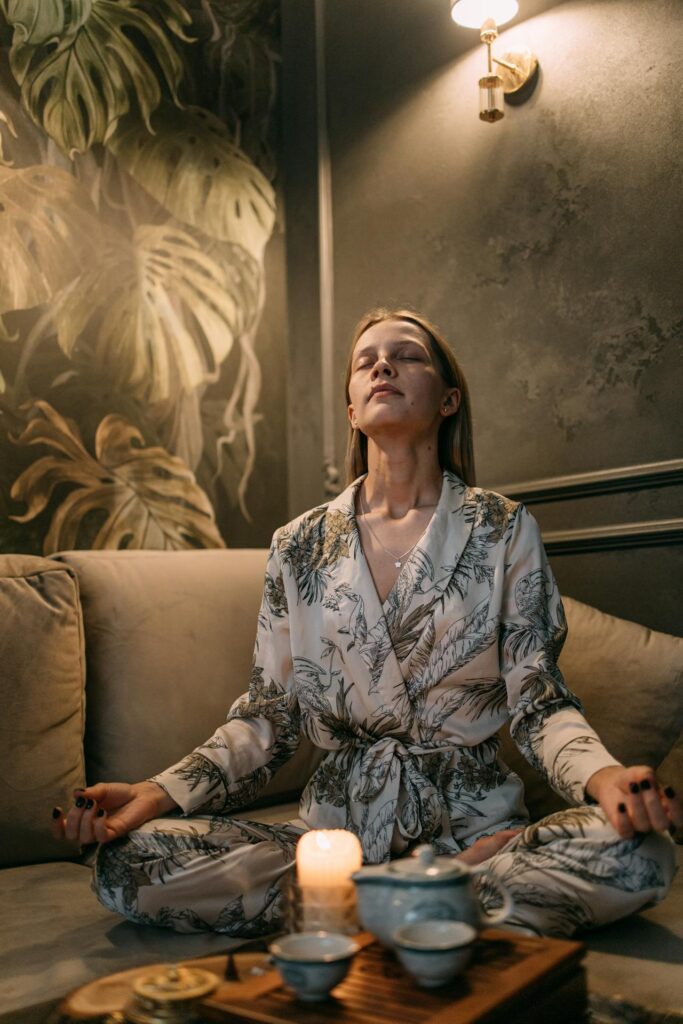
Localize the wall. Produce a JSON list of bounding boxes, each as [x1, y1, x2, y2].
[[0, 0, 288, 554], [282, 0, 682, 634]]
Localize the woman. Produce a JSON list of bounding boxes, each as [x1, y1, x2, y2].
[[53, 308, 680, 937]]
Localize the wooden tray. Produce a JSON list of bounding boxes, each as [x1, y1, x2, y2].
[[201, 929, 587, 1024]]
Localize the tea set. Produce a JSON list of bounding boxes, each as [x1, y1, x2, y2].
[[269, 842, 515, 999]]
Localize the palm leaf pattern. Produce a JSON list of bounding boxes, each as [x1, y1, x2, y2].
[[420, 678, 508, 742], [407, 598, 497, 700], [10, 400, 225, 552], [5, 0, 191, 155], [434, 534, 492, 605]]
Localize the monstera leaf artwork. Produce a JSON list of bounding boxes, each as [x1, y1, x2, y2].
[[109, 104, 276, 259], [0, 163, 97, 391], [0, 163, 96, 314], [10, 401, 225, 552], [50, 222, 261, 403], [3, 0, 192, 154], [0, 0, 283, 552]]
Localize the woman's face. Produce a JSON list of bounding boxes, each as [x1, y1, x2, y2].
[[347, 319, 459, 442]]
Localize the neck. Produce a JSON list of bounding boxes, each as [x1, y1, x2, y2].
[[363, 442, 443, 519]]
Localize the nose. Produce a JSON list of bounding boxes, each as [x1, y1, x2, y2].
[[371, 355, 396, 379]]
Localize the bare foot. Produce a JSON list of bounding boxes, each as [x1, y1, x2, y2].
[[456, 828, 523, 866]]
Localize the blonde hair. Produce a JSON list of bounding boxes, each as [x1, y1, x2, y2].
[[344, 307, 476, 487]]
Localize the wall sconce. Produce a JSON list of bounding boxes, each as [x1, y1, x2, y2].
[[450, 0, 538, 122]]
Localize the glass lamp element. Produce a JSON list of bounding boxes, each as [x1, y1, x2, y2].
[[479, 74, 504, 121], [451, 0, 518, 29]]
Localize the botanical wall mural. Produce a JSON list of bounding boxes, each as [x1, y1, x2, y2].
[[0, 0, 280, 553]]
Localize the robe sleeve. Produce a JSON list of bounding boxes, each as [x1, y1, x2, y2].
[[501, 504, 621, 804], [150, 531, 301, 815]]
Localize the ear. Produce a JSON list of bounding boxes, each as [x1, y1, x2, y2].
[[441, 388, 461, 417], [348, 403, 359, 430]]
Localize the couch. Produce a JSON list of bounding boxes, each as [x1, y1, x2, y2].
[[1, 549, 681, 1022]]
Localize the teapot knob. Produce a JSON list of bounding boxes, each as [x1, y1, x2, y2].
[[411, 844, 435, 868]]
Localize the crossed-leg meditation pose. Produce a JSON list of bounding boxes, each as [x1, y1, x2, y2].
[[53, 308, 680, 938]]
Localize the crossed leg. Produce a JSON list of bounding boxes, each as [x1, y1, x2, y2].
[[93, 814, 303, 935], [93, 806, 677, 939], [473, 805, 678, 937]]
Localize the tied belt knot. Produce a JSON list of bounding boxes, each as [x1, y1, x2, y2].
[[349, 736, 458, 849]]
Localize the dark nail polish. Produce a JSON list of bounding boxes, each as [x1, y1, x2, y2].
[[75, 796, 86, 808], [664, 786, 676, 799], [640, 779, 652, 791], [629, 782, 639, 794], [85, 799, 94, 810], [52, 807, 61, 819], [96, 808, 105, 817], [618, 803, 627, 813]]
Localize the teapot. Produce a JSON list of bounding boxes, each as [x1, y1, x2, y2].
[[351, 844, 514, 947]]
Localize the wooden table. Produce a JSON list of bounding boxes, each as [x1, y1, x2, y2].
[[59, 929, 586, 1023], [201, 929, 587, 1024]]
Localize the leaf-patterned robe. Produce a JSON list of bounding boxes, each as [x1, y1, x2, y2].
[[153, 469, 621, 863]]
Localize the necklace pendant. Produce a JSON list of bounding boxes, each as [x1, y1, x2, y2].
[[394, 560, 402, 568]]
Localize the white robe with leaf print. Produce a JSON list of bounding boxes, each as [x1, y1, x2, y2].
[[153, 469, 621, 864]]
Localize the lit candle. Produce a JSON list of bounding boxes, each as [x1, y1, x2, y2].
[[296, 829, 363, 888]]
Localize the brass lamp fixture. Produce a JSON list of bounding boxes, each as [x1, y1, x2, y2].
[[450, 0, 538, 122]]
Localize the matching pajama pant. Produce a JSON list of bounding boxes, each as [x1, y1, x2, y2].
[[92, 805, 677, 939]]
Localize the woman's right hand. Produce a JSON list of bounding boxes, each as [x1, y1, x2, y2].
[[51, 781, 179, 846]]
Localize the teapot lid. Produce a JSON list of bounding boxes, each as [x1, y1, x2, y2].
[[388, 844, 470, 882]]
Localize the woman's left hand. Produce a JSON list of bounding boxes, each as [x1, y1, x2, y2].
[[585, 764, 683, 839]]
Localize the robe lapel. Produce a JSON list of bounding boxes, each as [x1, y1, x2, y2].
[[322, 476, 405, 722], [323, 470, 475, 722], [382, 471, 475, 692]]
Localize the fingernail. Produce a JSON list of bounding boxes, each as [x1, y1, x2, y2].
[[640, 779, 652, 791], [85, 799, 94, 810], [664, 786, 676, 799], [73, 789, 85, 795], [75, 796, 86, 808], [629, 782, 640, 794], [96, 809, 105, 818], [52, 807, 61, 819], [618, 803, 627, 813]]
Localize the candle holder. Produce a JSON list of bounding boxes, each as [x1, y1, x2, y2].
[[284, 878, 359, 936]]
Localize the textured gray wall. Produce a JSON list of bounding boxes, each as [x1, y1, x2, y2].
[[282, 0, 682, 633]]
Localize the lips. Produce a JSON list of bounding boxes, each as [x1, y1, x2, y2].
[[370, 385, 401, 399]]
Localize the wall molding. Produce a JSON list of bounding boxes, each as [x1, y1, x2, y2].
[[489, 458, 683, 504], [544, 518, 683, 556]]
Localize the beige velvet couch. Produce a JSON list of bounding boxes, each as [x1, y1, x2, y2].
[[1, 549, 682, 1022]]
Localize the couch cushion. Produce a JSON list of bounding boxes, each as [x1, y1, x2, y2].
[[53, 550, 322, 804], [0, 556, 85, 867], [500, 596, 683, 820]]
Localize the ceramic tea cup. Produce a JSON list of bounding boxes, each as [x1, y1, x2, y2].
[[268, 931, 359, 1001], [392, 919, 476, 988]]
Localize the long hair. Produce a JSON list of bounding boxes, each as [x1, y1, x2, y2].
[[344, 307, 476, 487]]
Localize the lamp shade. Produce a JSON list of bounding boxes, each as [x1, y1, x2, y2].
[[451, 0, 519, 28]]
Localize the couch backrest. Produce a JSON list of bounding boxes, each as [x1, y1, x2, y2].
[[52, 549, 323, 802]]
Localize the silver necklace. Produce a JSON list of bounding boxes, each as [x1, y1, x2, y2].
[[359, 487, 420, 568]]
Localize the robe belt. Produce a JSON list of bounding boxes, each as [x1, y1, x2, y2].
[[349, 736, 459, 844]]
